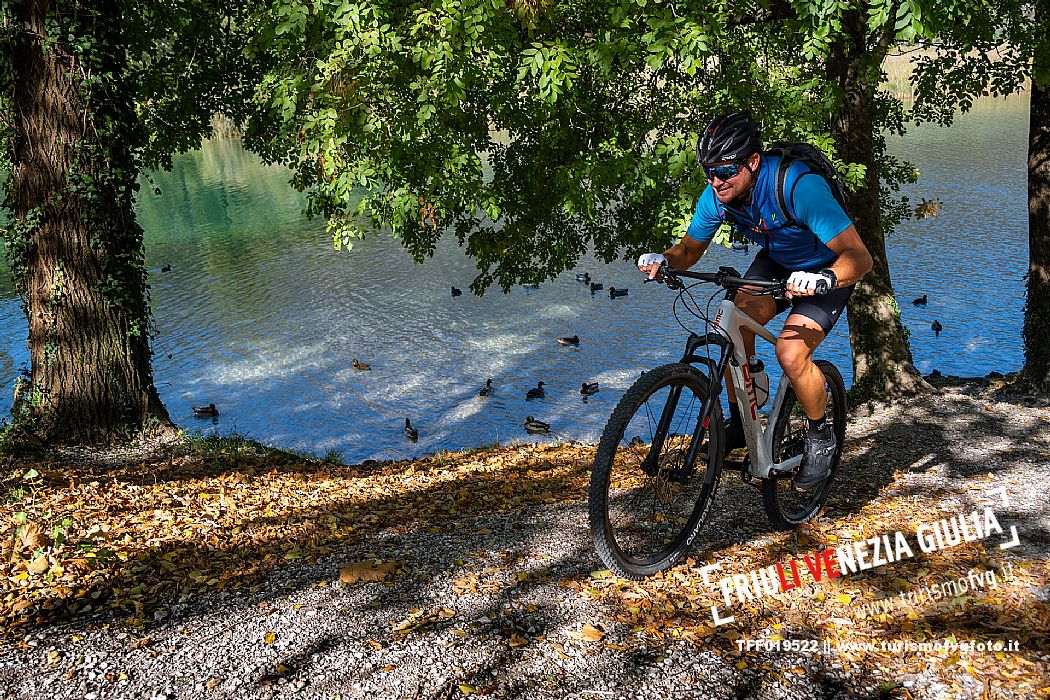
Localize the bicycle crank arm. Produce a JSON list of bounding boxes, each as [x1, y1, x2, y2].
[[763, 455, 803, 479]]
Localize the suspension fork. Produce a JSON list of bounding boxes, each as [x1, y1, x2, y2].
[[681, 332, 733, 477], [641, 332, 733, 478]]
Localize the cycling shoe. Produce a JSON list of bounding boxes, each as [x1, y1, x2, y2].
[[794, 423, 836, 490], [724, 418, 747, 455]]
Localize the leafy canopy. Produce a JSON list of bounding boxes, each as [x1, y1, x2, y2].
[[240, 0, 850, 292]]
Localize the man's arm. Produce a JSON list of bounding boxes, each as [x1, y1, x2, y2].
[[823, 225, 872, 287], [785, 224, 873, 297], [639, 236, 710, 279]]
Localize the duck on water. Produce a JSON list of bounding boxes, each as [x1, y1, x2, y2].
[[526, 382, 546, 400]]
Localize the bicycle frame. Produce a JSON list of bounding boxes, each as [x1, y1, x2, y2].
[[677, 295, 803, 481]]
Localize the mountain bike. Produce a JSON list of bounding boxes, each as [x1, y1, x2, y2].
[[588, 265, 847, 579]]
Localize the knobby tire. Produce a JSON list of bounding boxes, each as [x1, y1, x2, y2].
[[588, 363, 725, 579]]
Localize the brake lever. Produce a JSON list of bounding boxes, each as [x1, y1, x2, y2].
[[643, 262, 669, 286]]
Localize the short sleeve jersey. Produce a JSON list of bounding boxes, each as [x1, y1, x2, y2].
[[685, 156, 853, 270]]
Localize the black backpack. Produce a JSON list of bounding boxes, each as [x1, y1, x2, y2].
[[764, 141, 852, 231]]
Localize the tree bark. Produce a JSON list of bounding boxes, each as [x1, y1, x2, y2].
[[7, 0, 175, 444], [826, 10, 929, 401], [1018, 0, 1050, 393], [1020, 74, 1050, 390]]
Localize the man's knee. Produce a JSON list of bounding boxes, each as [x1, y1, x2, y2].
[[776, 342, 812, 378], [776, 317, 825, 377]]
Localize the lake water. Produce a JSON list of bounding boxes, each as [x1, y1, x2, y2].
[[0, 96, 1030, 462]]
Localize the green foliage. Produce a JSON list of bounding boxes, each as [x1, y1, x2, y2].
[[5, 0, 1013, 301], [236, 0, 1025, 291], [240, 0, 851, 291], [908, 1, 1034, 126]]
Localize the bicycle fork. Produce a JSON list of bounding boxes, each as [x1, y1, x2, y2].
[[640, 332, 733, 482]]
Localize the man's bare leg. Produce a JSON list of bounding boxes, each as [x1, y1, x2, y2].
[[776, 314, 836, 489]]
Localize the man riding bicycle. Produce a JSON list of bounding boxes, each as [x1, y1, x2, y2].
[[638, 112, 873, 490]]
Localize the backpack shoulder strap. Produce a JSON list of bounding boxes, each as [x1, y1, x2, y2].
[[773, 156, 798, 228], [770, 148, 822, 251]]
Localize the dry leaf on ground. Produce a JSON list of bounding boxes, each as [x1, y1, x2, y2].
[[339, 560, 399, 584], [568, 622, 605, 642]]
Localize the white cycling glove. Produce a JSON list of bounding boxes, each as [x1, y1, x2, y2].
[[787, 270, 835, 295], [637, 253, 666, 269]]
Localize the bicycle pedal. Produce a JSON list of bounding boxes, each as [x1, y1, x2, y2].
[[734, 456, 761, 488], [722, 457, 745, 472]]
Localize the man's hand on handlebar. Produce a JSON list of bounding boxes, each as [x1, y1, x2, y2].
[[786, 270, 835, 298], [637, 253, 667, 280]]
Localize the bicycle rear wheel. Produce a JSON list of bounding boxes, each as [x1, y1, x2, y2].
[[588, 363, 724, 579], [761, 360, 846, 528]]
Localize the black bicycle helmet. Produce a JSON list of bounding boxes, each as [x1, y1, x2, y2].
[[698, 112, 763, 164]]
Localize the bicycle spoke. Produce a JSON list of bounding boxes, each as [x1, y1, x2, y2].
[[602, 376, 716, 566]]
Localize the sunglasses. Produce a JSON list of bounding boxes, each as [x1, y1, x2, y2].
[[703, 162, 745, 181]]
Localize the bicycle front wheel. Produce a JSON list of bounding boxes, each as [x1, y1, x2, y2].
[[761, 360, 847, 528], [588, 363, 725, 579]]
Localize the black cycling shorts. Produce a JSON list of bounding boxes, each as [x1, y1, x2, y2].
[[743, 248, 854, 334]]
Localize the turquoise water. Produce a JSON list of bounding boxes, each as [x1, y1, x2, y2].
[[0, 96, 1030, 461]]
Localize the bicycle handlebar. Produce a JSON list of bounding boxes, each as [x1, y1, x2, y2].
[[653, 264, 786, 296]]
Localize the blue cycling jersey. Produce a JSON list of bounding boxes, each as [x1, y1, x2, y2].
[[685, 155, 853, 270]]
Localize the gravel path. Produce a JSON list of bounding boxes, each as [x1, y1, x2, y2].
[[1, 377, 1047, 700]]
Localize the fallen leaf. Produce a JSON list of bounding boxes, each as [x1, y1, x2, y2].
[[569, 622, 605, 642], [339, 560, 398, 584], [263, 631, 276, 644], [17, 522, 47, 552], [27, 556, 50, 576]]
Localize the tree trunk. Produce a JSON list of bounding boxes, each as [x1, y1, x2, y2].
[[826, 11, 929, 402], [1019, 18, 1050, 392], [6, 0, 175, 444]]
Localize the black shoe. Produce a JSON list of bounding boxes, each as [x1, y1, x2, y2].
[[794, 424, 837, 490], [724, 419, 747, 455]]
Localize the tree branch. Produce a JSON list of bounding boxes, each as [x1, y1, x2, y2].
[[725, 0, 796, 27]]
